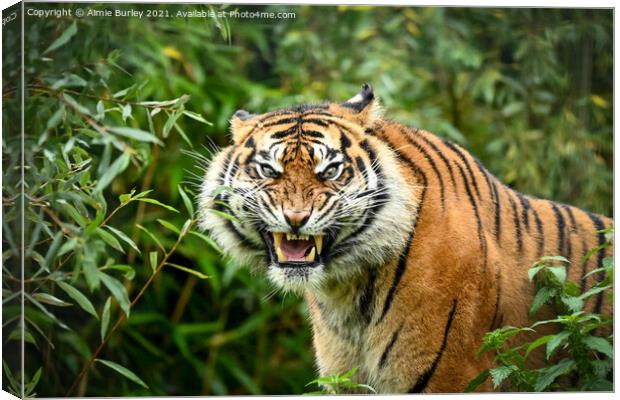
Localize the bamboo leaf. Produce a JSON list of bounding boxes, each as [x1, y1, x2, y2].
[[57, 281, 99, 318], [95, 227, 125, 253], [157, 219, 180, 234], [43, 21, 78, 54], [100, 297, 112, 342], [105, 226, 141, 254], [149, 251, 158, 274], [99, 273, 131, 317], [178, 185, 194, 217], [108, 127, 162, 145], [136, 224, 165, 252], [95, 359, 149, 389], [31, 293, 72, 307], [165, 263, 210, 279], [136, 198, 179, 213]]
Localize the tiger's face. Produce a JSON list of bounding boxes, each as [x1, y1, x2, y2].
[[199, 85, 417, 292]]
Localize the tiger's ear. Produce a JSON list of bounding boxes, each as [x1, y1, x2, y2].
[[230, 109, 256, 145], [339, 83, 382, 127]]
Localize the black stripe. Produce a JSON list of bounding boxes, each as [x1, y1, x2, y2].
[[270, 125, 299, 139], [562, 205, 578, 229], [408, 300, 458, 393], [455, 163, 488, 268], [358, 268, 377, 324], [551, 203, 566, 256], [508, 193, 523, 255], [579, 238, 590, 293], [378, 325, 403, 370], [489, 268, 501, 331], [374, 129, 428, 325], [263, 117, 298, 128], [559, 205, 574, 264], [442, 140, 481, 198], [401, 127, 446, 208], [415, 132, 457, 191], [586, 212, 606, 313], [301, 129, 325, 138], [531, 206, 544, 257], [491, 181, 502, 242], [515, 192, 531, 231], [302, 117, 329, 127]]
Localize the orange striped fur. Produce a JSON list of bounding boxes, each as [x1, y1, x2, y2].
[[198, 85, 612, 393]]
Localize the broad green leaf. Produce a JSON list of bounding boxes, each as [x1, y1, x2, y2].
[[583, 336, 613, 358], [108, 127, 162, 145], [546, 331, 570, 360], [57, 281, 98, 318], [528, 265, 544, 282], [31, 293, 72, 307], [43, 21, 77, 54], [95, 228, 125, 253], [95, 359, 148, 389], [100, 297, 112, 342], [530, 286, 555, 316], [489, 365, 517, 388], [539, 255, 569, 264], [136, 224, 165, 252], [525, 334, 552, 358], [547, 266, 567, 284], [95, 152, 130, 193], [560, 295, 583, 313], [165, 263, 210, 279], [534, 359, 575, 391], [99, 273, 131, 317], [149, 251, 158, 274], [157, 219, 180, 234], [137, 198, 179, 213], [105, 226, 141, 254], [178, 185, 194, 217]]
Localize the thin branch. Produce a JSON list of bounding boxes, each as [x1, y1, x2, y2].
[[65, 219, 195, 396]]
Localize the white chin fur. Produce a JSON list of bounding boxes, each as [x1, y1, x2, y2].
[[266, 263, 327, 293]]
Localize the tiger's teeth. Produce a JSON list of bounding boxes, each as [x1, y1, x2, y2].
[[275, 246, 287, 262], [273, 232, 283, 249], [286, 233, 293, 240], [306, 247, 316, 262], [315, 235, 323, 255]]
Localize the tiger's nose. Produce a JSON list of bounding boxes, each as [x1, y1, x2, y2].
[[283, 208, 311, 231]]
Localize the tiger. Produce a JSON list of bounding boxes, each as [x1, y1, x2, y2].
[[197, 84, 613, 393]]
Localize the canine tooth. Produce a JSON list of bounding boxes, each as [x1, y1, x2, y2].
[[287, 233, 293, 240], [273, 233, 283, 249], [306, 247, 316, 262], [315, 236, 323, 255], [276, 247, 287, 263]]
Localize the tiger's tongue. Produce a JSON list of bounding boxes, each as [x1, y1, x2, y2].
[[280, 239, 312, 261]]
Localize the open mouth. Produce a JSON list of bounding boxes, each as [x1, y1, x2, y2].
[[261, 232, 328, 267]]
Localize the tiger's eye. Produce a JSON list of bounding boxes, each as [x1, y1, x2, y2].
[[258, 163, 279, 179], [320, 163, 343, 180]]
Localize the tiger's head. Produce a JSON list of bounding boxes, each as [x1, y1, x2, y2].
[[198, 84, 418, 293]]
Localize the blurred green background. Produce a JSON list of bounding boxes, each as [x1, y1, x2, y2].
[[1, 3, 612, 396]]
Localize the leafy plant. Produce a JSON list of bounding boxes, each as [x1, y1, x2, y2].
[[466, 227, 613, 392], [304, 367, 376, 394]]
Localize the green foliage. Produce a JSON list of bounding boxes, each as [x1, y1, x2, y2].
[[304, 367, 376, 394], [466, 227, 613, 392], [2, 3, 612, 397]]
